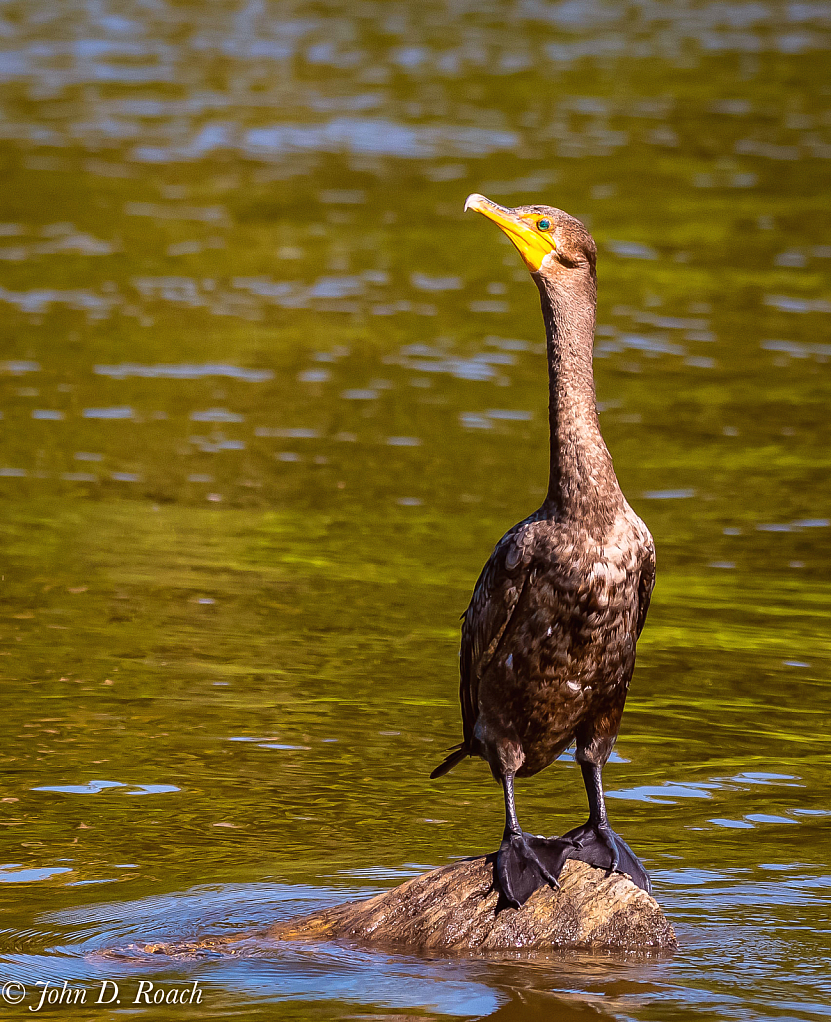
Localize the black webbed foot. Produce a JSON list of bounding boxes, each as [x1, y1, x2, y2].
[[496, 831, 572, 908], [561, 820, 651, 894]]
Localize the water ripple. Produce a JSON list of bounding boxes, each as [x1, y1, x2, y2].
[[95, 363, 273, 382]]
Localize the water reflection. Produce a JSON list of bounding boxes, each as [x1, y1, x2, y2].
[[0, 863, 828, 1020]]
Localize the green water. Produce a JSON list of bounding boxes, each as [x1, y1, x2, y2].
[[1, 1, 830, 1018]]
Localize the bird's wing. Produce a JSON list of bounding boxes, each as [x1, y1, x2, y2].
[[459, 528, 535, 745], [636, 533, 656, 639]]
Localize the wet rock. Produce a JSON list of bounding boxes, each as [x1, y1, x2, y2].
[[97, 857, 675, 961], [268, 857, 675, 952]]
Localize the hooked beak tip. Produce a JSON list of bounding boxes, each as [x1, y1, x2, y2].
[[464, 192, 487, 213]]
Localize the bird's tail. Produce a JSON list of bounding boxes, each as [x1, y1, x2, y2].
[[430, 743, 469, 779]]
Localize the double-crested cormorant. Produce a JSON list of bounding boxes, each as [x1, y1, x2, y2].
[[431, 194, 655, 908]]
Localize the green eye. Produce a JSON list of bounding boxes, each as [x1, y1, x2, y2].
[[537, 219, 551, 231]]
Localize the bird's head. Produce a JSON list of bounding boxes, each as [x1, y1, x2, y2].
[[464, 193, 596, 280]]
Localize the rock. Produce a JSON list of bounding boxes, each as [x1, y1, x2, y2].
[[99, 856, 675, 961], [268, 856, 676, 952]]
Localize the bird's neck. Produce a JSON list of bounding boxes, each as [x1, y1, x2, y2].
[[535, 271, 620, 520]]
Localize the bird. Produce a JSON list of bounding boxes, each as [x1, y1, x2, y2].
[[431, 193, 655, 909]]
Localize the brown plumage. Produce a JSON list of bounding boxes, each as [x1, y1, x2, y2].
[[431, 195, 655, 907]]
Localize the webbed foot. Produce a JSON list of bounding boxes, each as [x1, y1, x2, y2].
[[496, 831, 572, 908], [561, 820, 651, 894]]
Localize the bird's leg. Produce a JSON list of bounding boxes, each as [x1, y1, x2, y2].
[[502, 771, 522, 841], [574, 762, 618, 865], [561, 760, 651, 894], [495, 772, 571, 908]]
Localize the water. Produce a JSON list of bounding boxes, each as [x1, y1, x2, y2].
[[1, 1, 830, 1018]]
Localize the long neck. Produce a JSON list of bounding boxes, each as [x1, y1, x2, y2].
[[535, 270, 620, 520]]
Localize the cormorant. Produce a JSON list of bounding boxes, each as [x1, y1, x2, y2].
[[431, 194, 655, 908]]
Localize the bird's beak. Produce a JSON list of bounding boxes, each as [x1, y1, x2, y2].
[[464, 193, 556, 272]]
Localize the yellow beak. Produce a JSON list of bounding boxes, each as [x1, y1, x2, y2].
[[464, 193, 556, 272]]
